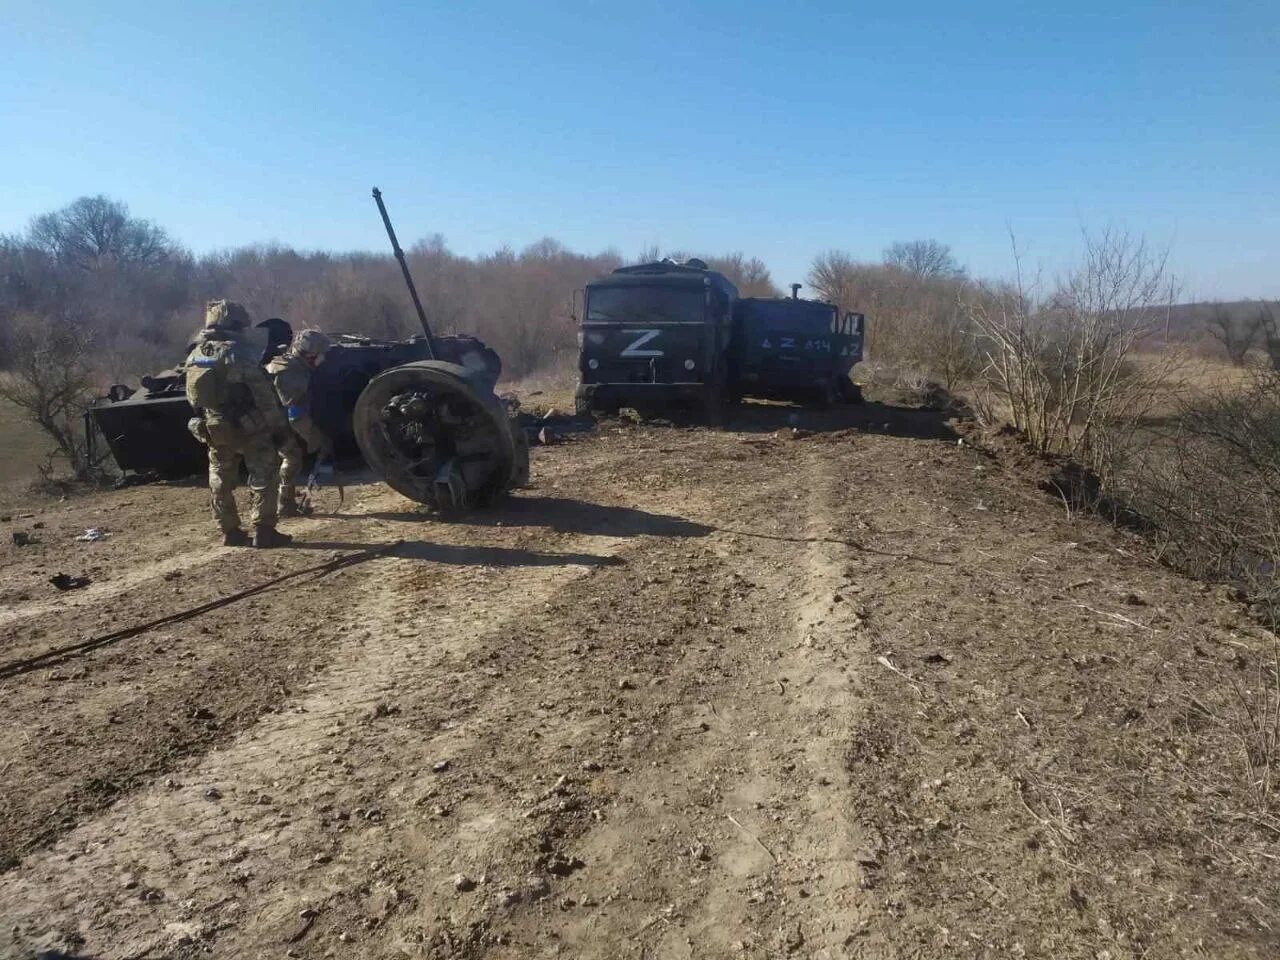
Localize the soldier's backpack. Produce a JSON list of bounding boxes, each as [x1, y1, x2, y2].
[[186, 339, 252, 419]]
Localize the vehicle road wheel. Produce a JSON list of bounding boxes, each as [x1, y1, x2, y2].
[[353, 360, 518, 509]]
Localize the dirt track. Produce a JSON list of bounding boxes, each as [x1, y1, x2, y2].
[[1, 403, 1278, 959]]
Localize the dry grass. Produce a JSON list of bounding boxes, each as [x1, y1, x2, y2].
[[0, 397, 58, 502]]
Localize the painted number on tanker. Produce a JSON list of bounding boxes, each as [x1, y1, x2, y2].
[[620, 329, 664, 358], [764, 337, 831, 352]]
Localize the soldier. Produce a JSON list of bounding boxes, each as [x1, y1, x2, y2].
[[267, 328, 333, 516], [185, 300, 294, 548]]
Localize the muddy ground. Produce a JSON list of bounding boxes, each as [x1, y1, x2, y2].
[[1, 401, 1277, 959]]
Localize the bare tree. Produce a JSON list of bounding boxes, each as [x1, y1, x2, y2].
[[967, 229, 1178, 477], [808, 250, 861, 307], [0, 311, 103, 479], [28, 195, 176, 271], [883, 239, 964, 279], [1206, 302, 1263, 366], [808, 250, 982, 389], [1258, 302, 1280, 372]]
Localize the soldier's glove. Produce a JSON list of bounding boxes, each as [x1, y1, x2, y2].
[[187, 417, 210, 445]]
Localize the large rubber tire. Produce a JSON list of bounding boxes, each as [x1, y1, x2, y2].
[[353, 360, 518, 508]]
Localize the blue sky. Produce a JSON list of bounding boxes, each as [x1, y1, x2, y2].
[[3, 1, 1277, 298]]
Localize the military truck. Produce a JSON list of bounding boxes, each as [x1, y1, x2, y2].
[[575, 259, 738, 418], [730, 286, 865, 405]]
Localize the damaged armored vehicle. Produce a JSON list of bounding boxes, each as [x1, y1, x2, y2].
[[87, 189, 525, 510]]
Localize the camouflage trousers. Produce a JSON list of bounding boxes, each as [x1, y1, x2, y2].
[[205, 421, 280, 533], [278, 430, 307, 503], [278, 417, 327, 503]]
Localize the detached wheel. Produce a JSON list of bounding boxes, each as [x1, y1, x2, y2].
[[353, 360, 519, 509]]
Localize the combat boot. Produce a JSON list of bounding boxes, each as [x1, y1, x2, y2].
[[252, 526, 294, 549], [223, 529, 251, 547]]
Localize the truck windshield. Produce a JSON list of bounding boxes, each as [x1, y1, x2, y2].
[[586, 286, 704, 325], [744, 301, 835, 333]]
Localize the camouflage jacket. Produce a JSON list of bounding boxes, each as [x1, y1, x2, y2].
[[266, 352, 313, 414], [185, 328, 288, 435], [267, 351, 330, 452]]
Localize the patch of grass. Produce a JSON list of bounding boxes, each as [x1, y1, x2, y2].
[[0, 396, 59, 491]]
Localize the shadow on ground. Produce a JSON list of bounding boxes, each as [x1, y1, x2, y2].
[[723, 399, 961, 441], [290, 538, 626, 568], [361, 495, 713, 539]]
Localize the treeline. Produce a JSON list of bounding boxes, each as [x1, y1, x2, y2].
[[0, 195, 780, 384]]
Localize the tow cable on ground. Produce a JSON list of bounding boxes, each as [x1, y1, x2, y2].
[[0, 539, 404, 681]]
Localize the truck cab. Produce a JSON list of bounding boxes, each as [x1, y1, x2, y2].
[[575, 259, 738, 417], [730, 292, 865, 405]]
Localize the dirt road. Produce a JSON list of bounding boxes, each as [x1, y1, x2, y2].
[[1, 404, 1277, 958]]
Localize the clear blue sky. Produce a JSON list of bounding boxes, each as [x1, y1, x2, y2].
[[3, 1, 1277, 298]]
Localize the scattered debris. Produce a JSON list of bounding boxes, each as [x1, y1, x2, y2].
[[432, 759, 450, 773], [453, 873, 476, 892], [75, 528, 110, 542], [727, 813, 778, 864], [544, 854, 585, 876], [49, 573, 91, 591], [11, 531, 37, 547]]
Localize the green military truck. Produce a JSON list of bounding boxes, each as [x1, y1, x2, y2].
[[575, 259, 739, 418]]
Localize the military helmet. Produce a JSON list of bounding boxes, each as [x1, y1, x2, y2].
[[292, 328, 332, 356], [204, 299, 251, 330]]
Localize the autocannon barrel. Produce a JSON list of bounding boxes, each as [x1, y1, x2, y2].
[[372, 186, 436, 358]]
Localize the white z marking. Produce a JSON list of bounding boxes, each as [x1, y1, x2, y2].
[[620, 329, 663, 358]]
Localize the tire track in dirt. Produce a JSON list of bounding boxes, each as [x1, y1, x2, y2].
[[0, 538, 629, 957], [483, 442, 881, 959], [0, 450, 721, 959]]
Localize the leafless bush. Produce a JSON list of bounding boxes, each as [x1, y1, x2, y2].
[[808, 250, 981, 389], [965, 229, 1179, 478], [0, 311, 107, 480], [1259, 301, 1280, 372], [1121, 368, 1280, 605], [1206, 302, 1263, 366], [1231, 643, 1280, 815]]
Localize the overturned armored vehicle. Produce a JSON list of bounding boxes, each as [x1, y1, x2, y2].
[[87, 188, 525, 511]]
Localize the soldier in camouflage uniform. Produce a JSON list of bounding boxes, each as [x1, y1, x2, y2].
[[266, 328, 333, 516], [185, 300, 293, 548]]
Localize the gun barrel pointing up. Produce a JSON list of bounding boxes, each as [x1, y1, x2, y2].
[[372, 186, 436, 359]]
